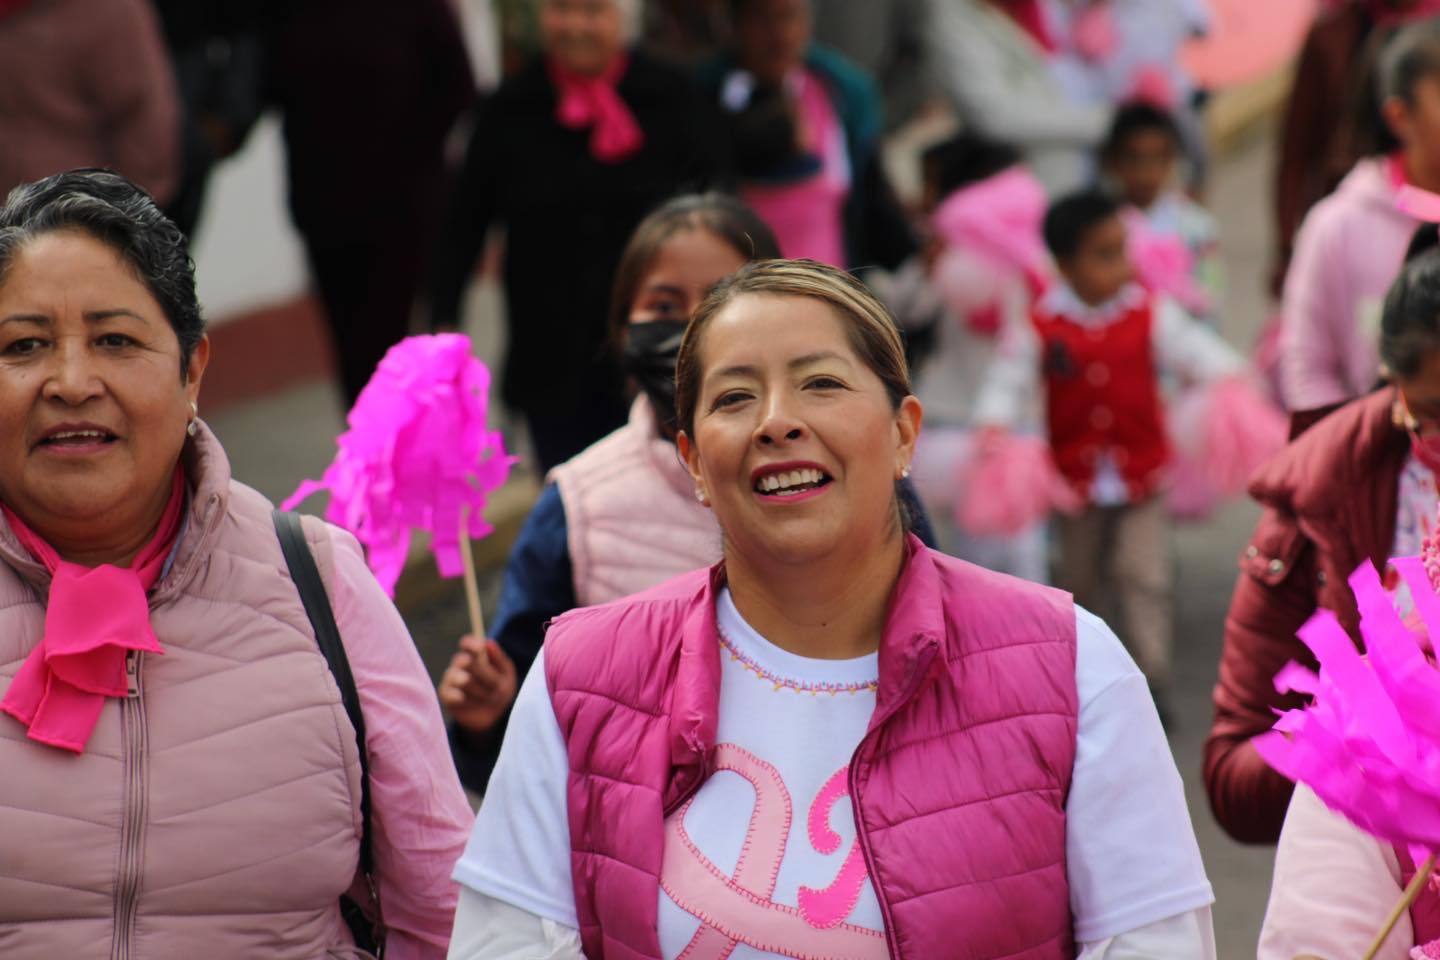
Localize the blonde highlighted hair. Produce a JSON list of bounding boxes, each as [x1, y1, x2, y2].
[[674, 259, 913, 439]]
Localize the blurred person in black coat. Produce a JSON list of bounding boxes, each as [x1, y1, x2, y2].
[[151, 0, 265, 238], [430, 0, 725, 473], [265, 0, 475, 406]]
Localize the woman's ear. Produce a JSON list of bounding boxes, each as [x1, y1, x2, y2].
[[677, 430, 710, 506], [185, 335, 210, 402], [895, 395, 923, 473]]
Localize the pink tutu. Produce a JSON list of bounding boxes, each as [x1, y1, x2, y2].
[[1168, 376, 1287, 520], [954, 432, 1082, 537]]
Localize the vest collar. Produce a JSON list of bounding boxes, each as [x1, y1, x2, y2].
[[663, 534, 944, 812]]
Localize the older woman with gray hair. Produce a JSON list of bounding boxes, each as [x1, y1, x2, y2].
[[0, 170, 473, 959], [430, 0, 726, 473]]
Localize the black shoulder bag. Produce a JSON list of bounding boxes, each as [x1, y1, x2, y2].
[[273, 510, 385, 957]]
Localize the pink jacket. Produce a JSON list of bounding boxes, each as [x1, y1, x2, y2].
[[1279, 157, 1417, 411], [543, 535, 1080, 959], [0, 0, 178, 202], [0, 425, 471, 959], [549, 396, 719, 607]]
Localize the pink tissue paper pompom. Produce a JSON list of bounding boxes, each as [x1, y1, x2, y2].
[[1123, 208, 1213, 317], [931, 166, 1051, 298], [1166, 375, 1287, 521], [1255, 552, 1440, 866], [282, 334, 517, 596]]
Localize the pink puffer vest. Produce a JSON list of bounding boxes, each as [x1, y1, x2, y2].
[[0, 425, 366, 960], [1399, 849, 1440, 947], [549, 395, 719, 606], [544, 535, 1079, 959]]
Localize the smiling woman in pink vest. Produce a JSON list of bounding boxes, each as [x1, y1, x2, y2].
[[448, 259, 1215, 959], [0, 170, 473, 959]]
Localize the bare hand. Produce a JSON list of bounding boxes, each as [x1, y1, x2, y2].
[[438, 635, 518, 735]]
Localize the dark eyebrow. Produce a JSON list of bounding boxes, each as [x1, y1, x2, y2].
[[1, 313, 50, 327], [788, 350, 846, 370], [709, 351, 849, 381], [641, 283, 686, 297], [84, 309, 146, 323], [0, 309, 146, 327]]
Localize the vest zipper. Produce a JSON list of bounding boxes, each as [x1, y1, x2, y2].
[[111, 651, 148, 960], [848, 640, 939, 960]]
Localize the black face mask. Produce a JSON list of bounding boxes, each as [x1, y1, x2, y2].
[[621, 319, 689, 436]]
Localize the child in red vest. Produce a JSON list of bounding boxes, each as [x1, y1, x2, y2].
[[975, 189, 1244, 716]]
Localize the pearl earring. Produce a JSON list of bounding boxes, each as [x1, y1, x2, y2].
[[695, 489, 706, 502], [901, 465, 911, 479], [187, 401, 198, 437]]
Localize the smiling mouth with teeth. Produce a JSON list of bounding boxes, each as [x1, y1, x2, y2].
[[40, 430, 117, 446], [755, 467, 832, 496]]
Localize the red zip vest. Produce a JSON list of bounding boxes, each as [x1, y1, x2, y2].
[[1034, 294, 1171, 500]]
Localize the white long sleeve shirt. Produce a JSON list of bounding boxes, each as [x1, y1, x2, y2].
[[1260, 784, 1415, 960]]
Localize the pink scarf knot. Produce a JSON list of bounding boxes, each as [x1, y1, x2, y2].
[[550, 52, 645, 164], [0, 468, 186, 753]]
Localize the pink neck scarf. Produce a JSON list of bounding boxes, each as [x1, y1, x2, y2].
[[0, 468, 186, 753], [549, 52, 645, 164]]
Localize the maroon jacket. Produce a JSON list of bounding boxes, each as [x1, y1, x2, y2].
[[1204, 388, 1408, 844]]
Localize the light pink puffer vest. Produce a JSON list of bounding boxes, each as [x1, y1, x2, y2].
[[0, 425, 367, 960], [549, 396, 719, 607], [544, 535, 1079, 959]]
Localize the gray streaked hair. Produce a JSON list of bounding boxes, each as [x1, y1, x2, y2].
[[0, 169, 205, 378]]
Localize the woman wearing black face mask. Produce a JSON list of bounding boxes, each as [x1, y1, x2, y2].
[[438, 194, 937, 792], [1205, 229, 1440, 846]]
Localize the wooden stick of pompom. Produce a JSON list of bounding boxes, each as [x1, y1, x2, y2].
[[459, 504, 488, 667], [1363, 852, 1436, 960]]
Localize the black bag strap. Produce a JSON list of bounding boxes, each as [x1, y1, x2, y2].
[[272, 510, 374, 874]]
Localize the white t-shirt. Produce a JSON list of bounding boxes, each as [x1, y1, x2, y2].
[[453, 593, 1213, 956]]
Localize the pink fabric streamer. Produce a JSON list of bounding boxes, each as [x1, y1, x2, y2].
[[1255, 555, 1440, 863], [1123, 208, 1214, 317], [1166, 376, 1288, 520], [282, 334, 516, 597], [931, 166, 1051, 307], [953, 432, 1082, 537]]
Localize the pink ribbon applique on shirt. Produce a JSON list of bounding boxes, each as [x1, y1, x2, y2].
[[660, 744, 887, 960], [797, 766, 870, 929]]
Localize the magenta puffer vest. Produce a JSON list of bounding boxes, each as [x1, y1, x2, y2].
[[544, 535, 1080, 959], [549, 395, 719, 607], [0, 425, 367, 959], [1399, 848, 1440, 946]]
